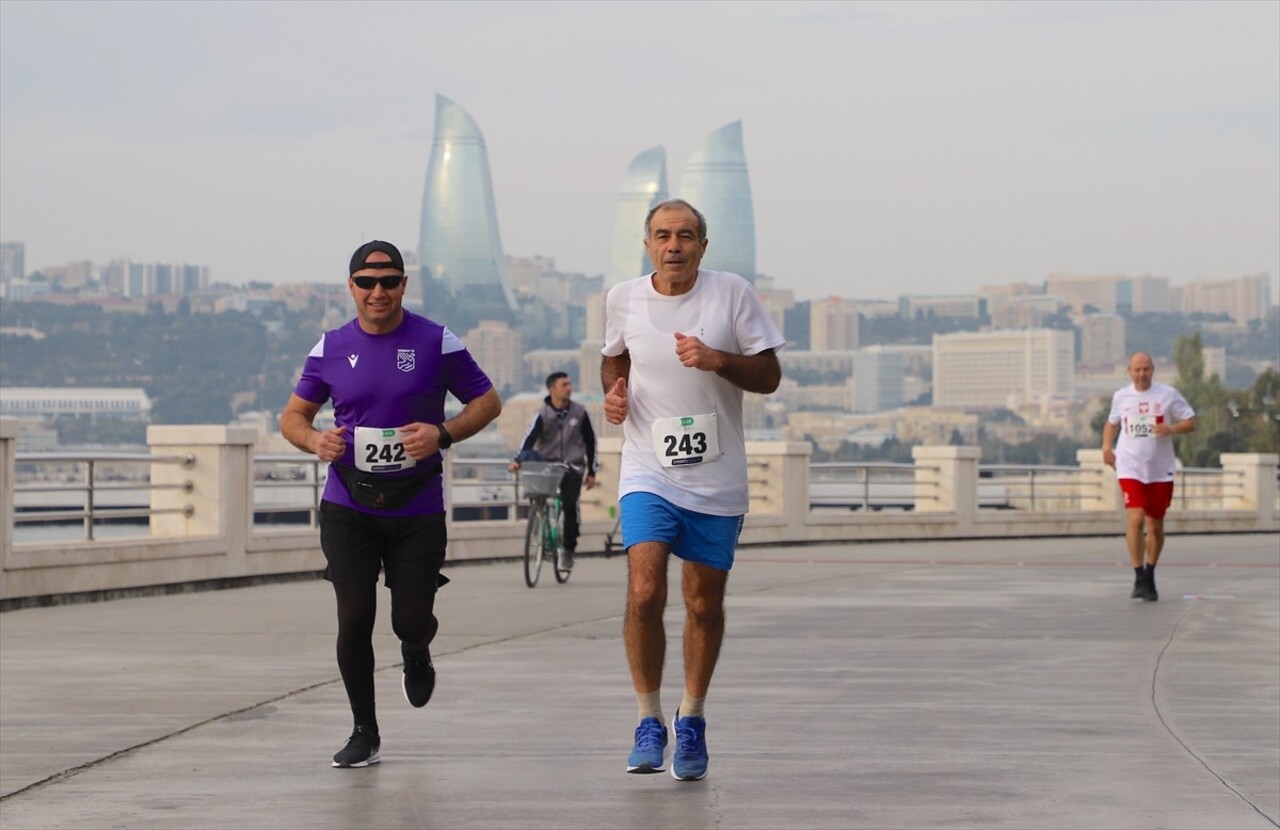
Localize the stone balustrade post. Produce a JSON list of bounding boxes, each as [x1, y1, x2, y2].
[[746, 441, 812, 531], [441, 450, 454, 519], [147, 427, 258, 575], [0, 418, 18, 597], [586, 437, 622, 523], [1076, 449, 1124, 512], [912, 445, 981, 530], [1219, 453, 1279, 521]]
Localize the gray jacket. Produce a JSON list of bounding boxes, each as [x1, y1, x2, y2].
[[515, 397, 597, 475]]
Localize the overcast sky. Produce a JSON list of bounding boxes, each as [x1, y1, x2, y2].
[[1, 0, 1276, 302]]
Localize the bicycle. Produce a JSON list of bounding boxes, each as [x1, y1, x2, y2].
[[518, 461, 572, 587], [603, 504, 623, 558]]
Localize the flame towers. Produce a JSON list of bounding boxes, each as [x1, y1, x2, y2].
[[604, 147, 668, 291], [605, 122, 757, 289], [418, 95, 517, 325], [678, 120, 756, 283]]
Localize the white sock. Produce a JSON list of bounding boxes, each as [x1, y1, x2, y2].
[[637, 689, 663, 724], [679, 693, 705, 719]]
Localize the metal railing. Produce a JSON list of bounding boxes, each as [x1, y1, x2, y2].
[[252, 453, 328, 528], [448, 458, 524, 521], [1176, 466, 1244, 511], [251, 455, 535, 527], [12, 452, 195, 541], [808, 462, 932, 512], [976, 464, 1095, 511]]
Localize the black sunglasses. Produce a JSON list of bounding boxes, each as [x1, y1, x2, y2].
[[351, 275, 405, 290]]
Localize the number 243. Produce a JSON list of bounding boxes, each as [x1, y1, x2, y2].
[[663, 432, 707, 457]]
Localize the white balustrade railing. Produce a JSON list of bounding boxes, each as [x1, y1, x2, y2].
[[1, 419, 1275, 603], [12, 451, 196, 541]]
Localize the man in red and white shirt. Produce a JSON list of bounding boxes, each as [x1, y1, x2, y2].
[[1102, 352, 1196, 602]]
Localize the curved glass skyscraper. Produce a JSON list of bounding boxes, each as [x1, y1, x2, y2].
[[604, 146, 668, 290], [418, 95, 517, 325], [678, 120, 757, 283]]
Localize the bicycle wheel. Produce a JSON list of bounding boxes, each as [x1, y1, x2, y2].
[[551, 499, 571, 584], [523, 502, 545, 588]]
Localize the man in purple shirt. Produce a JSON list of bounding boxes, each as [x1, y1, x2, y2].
[[281, 240, 501, 768]]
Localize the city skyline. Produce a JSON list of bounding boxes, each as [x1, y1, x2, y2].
[[0, 1, 1277, 301]]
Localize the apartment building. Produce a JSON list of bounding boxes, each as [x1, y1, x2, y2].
[[1176, 273, 1272, 324], [933, 329, 1073, 409]]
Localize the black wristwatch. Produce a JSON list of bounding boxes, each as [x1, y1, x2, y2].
[[435, 423, 454, 450]]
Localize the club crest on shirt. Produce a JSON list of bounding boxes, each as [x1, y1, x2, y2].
[[1138, 402, 1149, 414], [397, 349, 416, 373]]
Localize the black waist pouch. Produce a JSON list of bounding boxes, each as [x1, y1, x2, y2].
[[332, 462, 443, 511]]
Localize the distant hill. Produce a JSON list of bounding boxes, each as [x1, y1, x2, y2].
[[0, 300, 276, 424]]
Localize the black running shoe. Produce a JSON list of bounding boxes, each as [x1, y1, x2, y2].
[[332, 725, 380, 768], [1131, 572, 1145, 599], [403, 651, 435, 708]]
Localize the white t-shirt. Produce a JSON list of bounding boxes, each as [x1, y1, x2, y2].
[[1106, 381, 1195, 483], [602, 270, 786, 516]]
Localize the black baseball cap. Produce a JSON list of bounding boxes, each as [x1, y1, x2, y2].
[[349, 240, 405, 275]]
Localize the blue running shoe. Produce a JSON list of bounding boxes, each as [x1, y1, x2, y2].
[[626, 716, 668, 773], [670, 710, 708, 781]]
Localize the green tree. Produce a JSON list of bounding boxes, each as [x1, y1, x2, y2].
[[1090, 401, 1110, 443], [1172, 333, 1250, 467], [1243, 368, 1280, 454]]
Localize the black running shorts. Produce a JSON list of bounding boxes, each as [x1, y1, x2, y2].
[[319, 501, 447, 590]]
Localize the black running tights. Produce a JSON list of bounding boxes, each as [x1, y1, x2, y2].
[[332, 581, 439, 727]]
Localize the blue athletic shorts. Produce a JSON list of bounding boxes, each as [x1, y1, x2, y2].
[[619, 492, 744, 571]]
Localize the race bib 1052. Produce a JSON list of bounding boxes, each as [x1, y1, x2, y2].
[[1125, 414, 1157, 439]]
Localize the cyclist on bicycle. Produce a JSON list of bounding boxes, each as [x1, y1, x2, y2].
[[509, 371, 597, 570]]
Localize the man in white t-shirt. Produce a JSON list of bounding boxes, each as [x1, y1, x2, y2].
[[602, 199, 785, 781], [1102, 351, 1196, 602]]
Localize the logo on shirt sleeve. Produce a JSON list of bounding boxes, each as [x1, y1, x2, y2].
[[397, 349, 416, 373]]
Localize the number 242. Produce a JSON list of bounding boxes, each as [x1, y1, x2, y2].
[[364, 443, 407, 464]]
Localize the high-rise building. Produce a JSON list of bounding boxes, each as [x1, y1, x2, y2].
[[899, 294, 984, 320], [933, 329, 1074, 409], [990, 295, 1066, 329], [1046, 274, 1171, 315], [604, 147, 667, 290], [1202, 345, 1227, 381], [112, 260, 209, 298], [42, 261, 94, 291], [1080, 314, 1126, 368], [1046, 274, 1116, 314], [0, 242, 25, 282], [754, 276, 794, 340], [418, 95, 517, 326], [463, 319, 522, 396], [1177, 274, 1272, 324], [853, 347, 905, 413], [678, 121, 756, 282], [1126, 275, 1172, 314], [583, 292, 607, 342], [809, 297, 860, 351]]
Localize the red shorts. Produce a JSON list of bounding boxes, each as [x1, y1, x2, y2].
[[1119, 479, 1174, 519]]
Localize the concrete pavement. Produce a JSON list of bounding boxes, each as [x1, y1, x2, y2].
[[1, 534, 1277, 829]]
